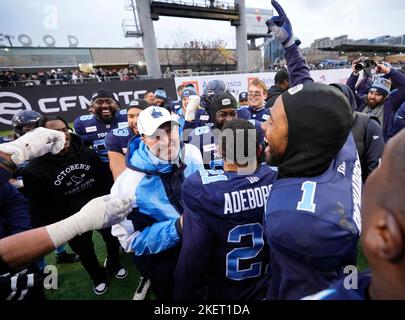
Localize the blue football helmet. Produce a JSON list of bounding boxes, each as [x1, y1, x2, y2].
[[203, 80, 226, 101], [11, 110, 42, 137]]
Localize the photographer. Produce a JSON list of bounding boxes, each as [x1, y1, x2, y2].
[[352, 58, 377, 95], [347, 61, 405, 141]]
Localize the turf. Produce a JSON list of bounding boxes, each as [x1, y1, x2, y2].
[[43, 232, 155, 300], [43, 231, 368, 300]]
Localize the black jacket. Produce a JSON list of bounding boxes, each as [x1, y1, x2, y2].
[[332, 84, 385, 182], [265, 85, 285, 109], [22, 134, 112, 227]]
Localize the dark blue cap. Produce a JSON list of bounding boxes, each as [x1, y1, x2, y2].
[[239, 92, 248, 101]]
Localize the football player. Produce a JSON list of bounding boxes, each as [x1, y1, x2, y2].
[[175, 119, 277, 300]]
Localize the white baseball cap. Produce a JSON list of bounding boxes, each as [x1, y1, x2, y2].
[[137, 106, 180, 136]]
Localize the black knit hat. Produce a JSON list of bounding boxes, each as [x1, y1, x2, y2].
[[279, 83, 353, 178], [128, 99, 148, 111], [91, 89, 119, 105], [210, 91, 237, 114]]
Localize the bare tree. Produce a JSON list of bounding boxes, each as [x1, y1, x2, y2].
[[172, 36, 237, 70], [187, 39, 230, 65]]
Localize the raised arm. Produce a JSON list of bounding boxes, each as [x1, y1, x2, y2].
[[346, 60, 368, 109], [266, 0, 313, 86], [385, 66, 405, 110]]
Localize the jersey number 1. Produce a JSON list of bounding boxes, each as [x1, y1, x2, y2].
[[297, 181, 317, 213]]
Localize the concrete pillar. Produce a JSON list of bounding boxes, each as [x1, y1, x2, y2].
[[250, 38, 256, 49], [235, 0, 249, 72], [136, 0, 161, 77]]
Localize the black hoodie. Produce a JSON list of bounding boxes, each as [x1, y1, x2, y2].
[[265, 85, 285, 109], [331, 83, 385, 182], [22, 134, 112, 226], [278, 83, 353, 179]]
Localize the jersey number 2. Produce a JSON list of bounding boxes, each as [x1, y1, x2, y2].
[[226, 223, 264, 281]]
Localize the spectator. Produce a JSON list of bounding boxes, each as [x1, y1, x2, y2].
[[387, 101, 405, 139], [331, 83, 385, 182], [346, 61, 405, 141], [265, 69, 290, 109]]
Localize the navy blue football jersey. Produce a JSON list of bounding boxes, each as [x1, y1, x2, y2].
[[303, 271, 371, 300], [186, 124, 221, 169], [105, 127, 136, 155], [175, 108, 210, 137], [0, 137, 27, 186], [186, 120, 265, 170], [238, 106, 270, 123], [169, 99, 182, 113], [174, 164, 278, 300], [73, 110, 127, 162], [0, 137, 12, 144], [264, 135, 362, 300]]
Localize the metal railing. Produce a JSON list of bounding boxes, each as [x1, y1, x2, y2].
[[0, 70, 270, 87], [0, 75, 151, 88], [152, 0, 236, 10]]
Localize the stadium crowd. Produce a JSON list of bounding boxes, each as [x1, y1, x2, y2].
[[1, 0, 405, 301], [0, 67, 140, 87]]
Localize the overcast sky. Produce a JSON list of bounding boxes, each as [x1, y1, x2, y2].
[[1, 0, 404, 49]]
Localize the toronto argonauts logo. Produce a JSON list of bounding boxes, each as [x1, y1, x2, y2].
[[151, 108, 163, 118], [0, 92, 32, 126]]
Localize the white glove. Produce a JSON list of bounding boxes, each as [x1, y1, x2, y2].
[[46, 194, 134, 248], [185, 95, 201, 122], [0, 127, 65, 165]]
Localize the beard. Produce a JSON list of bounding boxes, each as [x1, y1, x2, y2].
[[95, 106, 116, 121], [264, 145, 283, 167]]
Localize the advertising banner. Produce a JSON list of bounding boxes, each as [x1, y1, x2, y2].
[[0, 79, 176, 131]]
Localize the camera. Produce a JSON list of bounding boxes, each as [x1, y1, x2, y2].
[[354, 58, 377, 72]]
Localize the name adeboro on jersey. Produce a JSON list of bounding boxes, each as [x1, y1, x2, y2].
[[54, 163, 91, 186], [224, 184, 272, 215]]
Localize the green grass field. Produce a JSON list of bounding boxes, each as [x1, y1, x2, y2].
[[43, 231, 368, 300], [0, 129, 13, 138], [43, 232, 155, 300]]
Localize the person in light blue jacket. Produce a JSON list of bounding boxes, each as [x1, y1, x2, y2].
[[111, 106, 203, 300]]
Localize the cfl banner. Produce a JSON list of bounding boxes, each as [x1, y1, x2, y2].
[[0, 69, 353, 131], [175, 69, 352, 100], [0, 79, 177, 131]]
